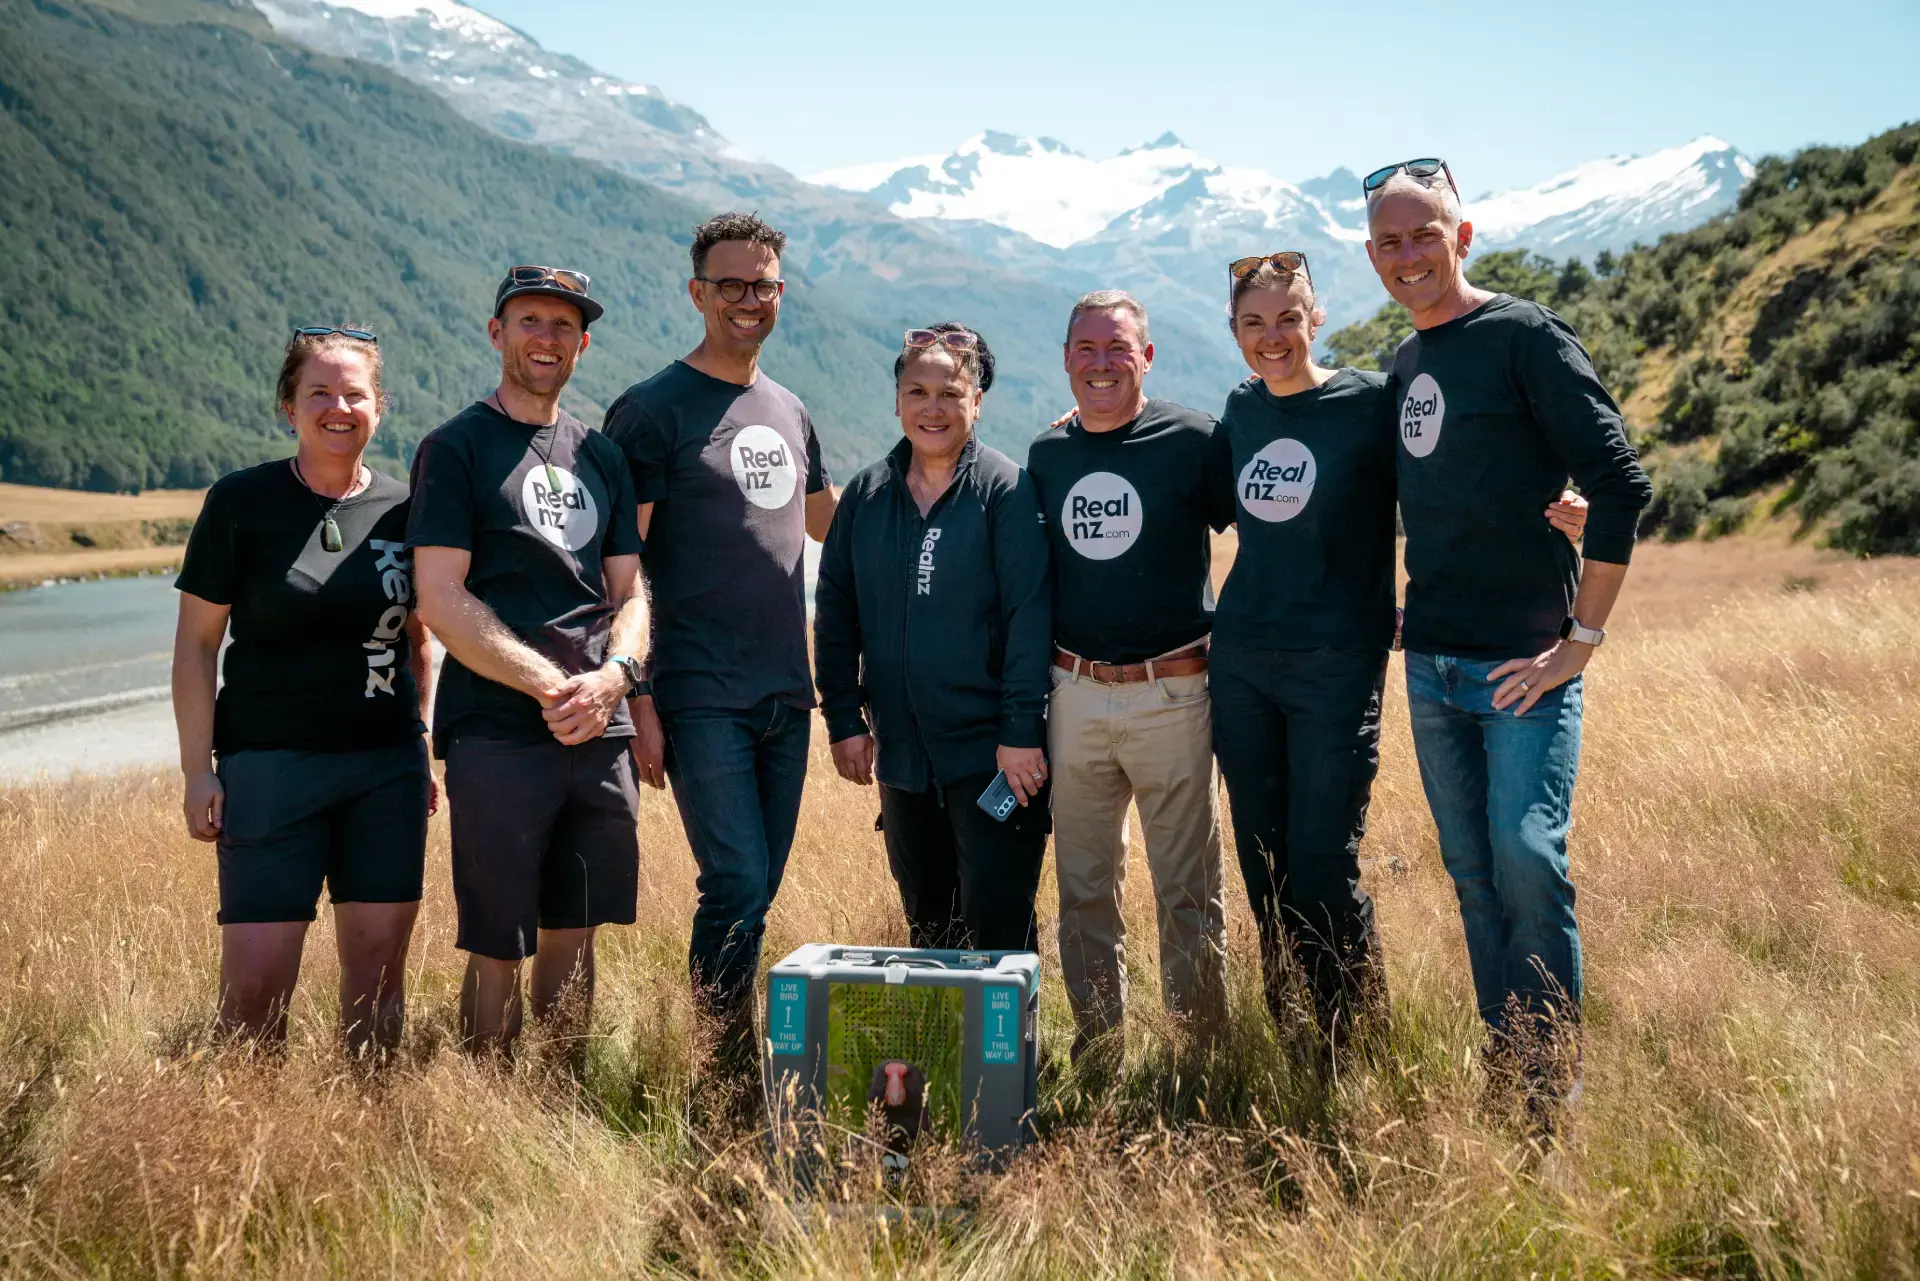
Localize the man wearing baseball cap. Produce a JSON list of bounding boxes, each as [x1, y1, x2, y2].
[[410, 265, 648, 1061]]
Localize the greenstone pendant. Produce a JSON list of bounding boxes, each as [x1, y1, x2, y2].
[[544, 462, 563, 492], [321, 516, 343, 553]]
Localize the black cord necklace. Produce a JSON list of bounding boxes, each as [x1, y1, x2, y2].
[[489, 393, 563, 492], [290, 457, 366, 553]]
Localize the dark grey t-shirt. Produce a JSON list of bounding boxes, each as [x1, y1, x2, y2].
[[601, 361, 830, 714], [406, 401, 641, 754]]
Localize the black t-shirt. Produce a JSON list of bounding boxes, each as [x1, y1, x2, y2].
[[406, 401, 641, 753], [1391, 295, 1652, 658], [176, 460, 424, 755], [1209, 369, 1397, 651], [1026, 399, 1230, 664], [601, 361, 830, 714]]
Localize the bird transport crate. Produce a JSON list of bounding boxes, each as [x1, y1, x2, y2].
[[763, 944, 1039, 1160]]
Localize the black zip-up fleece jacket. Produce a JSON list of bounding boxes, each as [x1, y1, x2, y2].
[[814, 435, 1053, 790]]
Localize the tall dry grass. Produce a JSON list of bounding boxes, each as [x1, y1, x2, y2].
[[0, 542, 1916, 1277]]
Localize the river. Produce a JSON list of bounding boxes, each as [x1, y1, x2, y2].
[[0, 573, 180, 782], [0, 545, 823, 785]]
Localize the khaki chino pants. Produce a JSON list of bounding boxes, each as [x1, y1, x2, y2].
[[1049, 664, 1229, 1052]]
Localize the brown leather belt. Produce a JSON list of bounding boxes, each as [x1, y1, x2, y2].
[[1053, 644, 1208, 685]]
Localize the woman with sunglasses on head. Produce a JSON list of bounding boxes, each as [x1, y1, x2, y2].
[[173, 325, 435, 1058], [1208, 256, 1587, 1062], [814, 324, 1054, 951]]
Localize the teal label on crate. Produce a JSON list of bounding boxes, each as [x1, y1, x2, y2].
[[769, 977, 806, 1056], [982, 986, 1019, 1064]]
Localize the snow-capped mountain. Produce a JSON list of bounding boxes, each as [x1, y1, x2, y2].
[[252, 0, 1750, 360], [1466, 137, 1756, 263], [812, 132, 1233, 249], [812, 132, 1370, 251], [245, 0, 1252, 445], [817, 131, 1751, 260], [814, 132, 1754, 331], [251, 0, 746, 191]]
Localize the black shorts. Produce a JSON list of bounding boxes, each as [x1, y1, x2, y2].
[[215, 740, 431, 924], [444, 734, 641, 961]]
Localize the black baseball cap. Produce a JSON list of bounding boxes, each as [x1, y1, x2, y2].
[[493, 265, 604, 326]]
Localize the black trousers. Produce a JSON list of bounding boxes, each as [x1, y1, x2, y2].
[[878, 772, 1049, 952], [1210, 645, 1389, 1036]]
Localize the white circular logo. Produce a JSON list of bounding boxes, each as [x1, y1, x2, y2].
[[1236, 438, 1316, 523], [1400, 372, 1445, 459], [729, 424, 799, 510], [1061, 471, 1143, 560], [520, 464, 600, 552]]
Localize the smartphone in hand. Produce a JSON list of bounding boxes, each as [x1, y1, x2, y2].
[[976, 770, 1019, 822]]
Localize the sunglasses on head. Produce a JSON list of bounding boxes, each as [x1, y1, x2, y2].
[[696, 276, 784, 304], [294, 326, 378, 343], [903, 328, 979, 352], [507, 265, 592, 294], [1361, 158, 1456, 198], [1227, 251, 1311, 283]]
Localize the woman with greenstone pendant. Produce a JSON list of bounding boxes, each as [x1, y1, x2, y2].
[[171, 326, 437, 1059]]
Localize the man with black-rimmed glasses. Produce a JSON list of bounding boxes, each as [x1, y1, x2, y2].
[[601, 212, 836, 1087]]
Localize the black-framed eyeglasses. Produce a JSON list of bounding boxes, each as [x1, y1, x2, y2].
[[1361, 158, 1456, 198], [903, 328, 979, 352], [1227, 251, 1311, 284], [294, 326, 378, 342], [506, 265, 592, 294], [696, 276, 784, 303]]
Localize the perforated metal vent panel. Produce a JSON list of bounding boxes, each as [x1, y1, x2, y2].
[[825, 981, 964, 1131]]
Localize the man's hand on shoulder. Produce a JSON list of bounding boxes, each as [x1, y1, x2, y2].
[[1547, 489, 1588, 543], [541, 664, 629, 745]]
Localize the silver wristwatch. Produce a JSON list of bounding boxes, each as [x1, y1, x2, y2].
[[1559, 616, 1606, 647]]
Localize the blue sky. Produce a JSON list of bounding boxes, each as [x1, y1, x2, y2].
[[474, 0, 1917, 193]]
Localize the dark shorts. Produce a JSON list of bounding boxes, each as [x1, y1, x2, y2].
[[444, 734, 641, 961], [215, 740, 431, 925]]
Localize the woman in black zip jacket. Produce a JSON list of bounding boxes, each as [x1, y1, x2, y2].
[[1209, 257, 1589, 1054], [814, 323, 1054, 951]]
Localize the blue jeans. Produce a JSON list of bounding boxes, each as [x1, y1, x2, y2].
[[661, 699, 811, 1044], [1404, 651, 1583, 1041]]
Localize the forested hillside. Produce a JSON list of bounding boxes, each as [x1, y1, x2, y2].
[[0, 0, 902, 489], [1325, 123, 1920, 554]]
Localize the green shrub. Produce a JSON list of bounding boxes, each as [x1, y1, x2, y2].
[[1642, 454, 1715, 541]]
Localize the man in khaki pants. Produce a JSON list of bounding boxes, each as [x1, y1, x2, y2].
[[1026, 291, 1234, 1064]]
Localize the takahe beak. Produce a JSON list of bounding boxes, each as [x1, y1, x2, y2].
[[884, 1061, 909, 1107], [867, 1059, 930, 1154]]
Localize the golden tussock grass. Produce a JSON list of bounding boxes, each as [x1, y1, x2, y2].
[[0, 540, 1917, 1277]]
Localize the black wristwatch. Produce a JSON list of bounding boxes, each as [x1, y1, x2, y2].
[[611, 654, 650, 698]]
